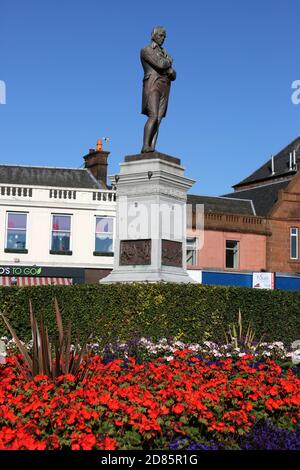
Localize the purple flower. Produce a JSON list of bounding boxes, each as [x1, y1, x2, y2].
[[239, 420, 300, 450], [169, 437, 223, 451]]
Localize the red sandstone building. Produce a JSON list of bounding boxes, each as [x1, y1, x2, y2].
[[187, 136, 300, 276]]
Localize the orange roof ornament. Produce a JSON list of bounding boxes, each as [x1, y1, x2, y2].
[[96, 139, 102, 152]]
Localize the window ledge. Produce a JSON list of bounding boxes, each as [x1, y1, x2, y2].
[[49, 250, 72, 256], [4, 248, 28, 254], [93, 251, 114, 257]]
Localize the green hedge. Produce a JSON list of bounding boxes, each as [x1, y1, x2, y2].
[[0, 284, 299, 345]]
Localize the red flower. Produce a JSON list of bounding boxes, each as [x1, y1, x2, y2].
[[265, 398, 284, 411], [172, 403, 184, 414], [101, 437, 117, 450], [243, 402, 253, 411], [107, 398, 121, 411], [160, 405, 169, 415]]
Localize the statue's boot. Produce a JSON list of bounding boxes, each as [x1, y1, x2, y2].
[[141, 146, 154, 153]]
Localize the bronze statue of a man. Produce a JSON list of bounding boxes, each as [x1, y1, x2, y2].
[[140, 27, 176, 153]]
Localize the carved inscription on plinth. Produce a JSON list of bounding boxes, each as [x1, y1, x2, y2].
[[120, 239, 151, 265], [162, 239, 182, 267]]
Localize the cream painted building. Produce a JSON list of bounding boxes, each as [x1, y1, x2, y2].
[[0, 144, 116, 286]]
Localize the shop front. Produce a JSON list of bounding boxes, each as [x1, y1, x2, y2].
[[0, 265, 85, 286]]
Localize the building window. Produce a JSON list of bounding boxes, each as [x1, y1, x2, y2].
[[290, 227, 298, 260], [225, 240, 239, 269], [186, 237, 197, 266], [94, 217, 114, 255], [5, 212, 27, 252], [51, 214, 72, 254]]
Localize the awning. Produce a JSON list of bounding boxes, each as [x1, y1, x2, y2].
[[0, 277, 73, 286]]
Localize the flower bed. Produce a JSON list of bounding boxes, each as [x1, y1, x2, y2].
[[99, 337, 300, 364], [0, 350, 299, 450], [2, 335, 298, 364]]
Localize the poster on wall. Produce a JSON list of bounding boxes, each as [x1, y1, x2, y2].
[[252, 272, 275, 289], [187, 270, 202, 284]]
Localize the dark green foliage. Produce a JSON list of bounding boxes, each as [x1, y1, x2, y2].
[[0, 284, 299, 345]]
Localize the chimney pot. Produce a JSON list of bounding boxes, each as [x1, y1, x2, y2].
[[96, 139, 102, 151]]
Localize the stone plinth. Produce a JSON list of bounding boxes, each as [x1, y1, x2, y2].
[[100, 152, 196, 284]]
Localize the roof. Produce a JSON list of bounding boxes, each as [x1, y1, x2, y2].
[[187, 194, 255, 215], [234, 136, 300, 188], [222, 180, 290, 216], [0, 165, 105, 189]]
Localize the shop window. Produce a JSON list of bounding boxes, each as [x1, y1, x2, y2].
[[94, 217, 114, 256]]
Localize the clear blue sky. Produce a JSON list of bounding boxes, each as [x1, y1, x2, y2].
[[1, 0, 300, 195]]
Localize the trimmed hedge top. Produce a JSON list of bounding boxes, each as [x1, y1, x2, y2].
[[0, 283, 299, 345]]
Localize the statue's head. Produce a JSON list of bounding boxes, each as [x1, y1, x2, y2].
[[151, 26, 166, 46]]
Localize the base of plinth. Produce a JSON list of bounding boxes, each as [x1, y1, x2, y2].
[[100, 268, 196, 284]]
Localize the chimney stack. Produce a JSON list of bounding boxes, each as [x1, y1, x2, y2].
[[83, 139, 110, 187]]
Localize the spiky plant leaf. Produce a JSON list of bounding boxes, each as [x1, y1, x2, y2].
[[238, 308, 242, 339], [2, 298, 91, 383], [29, 301, 39, 376], [54, 297, 64, 347], [0, 313, 33, 370]]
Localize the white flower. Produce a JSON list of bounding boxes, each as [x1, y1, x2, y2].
[[158, 338, 168, 345], [165, 356, 174, 362], [203, 341, 217, 348], [174, 340, 185, 347], [139, 337, 149, 344], [212, 351, 222, 357]]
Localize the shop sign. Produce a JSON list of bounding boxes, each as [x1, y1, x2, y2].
[[252, 272, 275, 289], [0, 266, 43, 276]]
